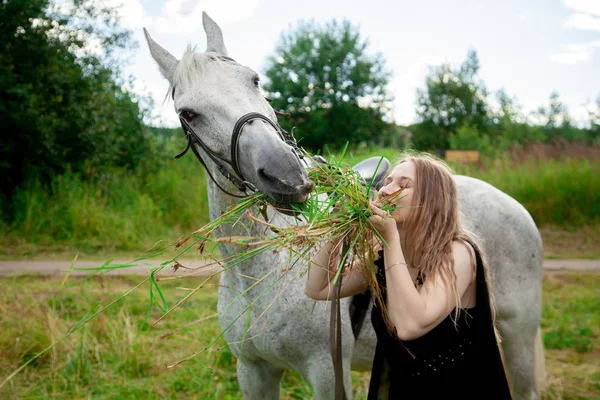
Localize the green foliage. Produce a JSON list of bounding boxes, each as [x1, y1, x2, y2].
[[3, 149, 209, 254], [2, 145, 598, 255], [542, 274, 600, 353], [449, 123, 490, 151], [263, 19, 393, 151], [531, 92, 595, 144], [490, 120, 547, 148], [414, 50, 490, 150], [449, 123, 516, 159], [0, 0, 156, 217], [536, 92, 571, 141], [453, 158, 600, 227], [588, 94, 600, 143]]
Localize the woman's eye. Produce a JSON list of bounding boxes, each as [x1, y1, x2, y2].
[[180, 110, 196, 121]]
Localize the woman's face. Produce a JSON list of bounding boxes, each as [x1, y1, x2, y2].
[[378, 161, 416, 222]]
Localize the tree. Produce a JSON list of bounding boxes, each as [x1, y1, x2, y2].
[[533, 91, 592, 142], [587, 94, 600, 143], [263, 19, 393, 151], [494, 89, 524, 124], [0, 0, 156, 215], [413, 50, 490, 151]]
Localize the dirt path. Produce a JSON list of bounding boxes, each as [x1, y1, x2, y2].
[[0, 259, 223, 277], [0, 259, 599, 277]]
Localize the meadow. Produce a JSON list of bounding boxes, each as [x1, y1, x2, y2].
[[0, 272, 598, 399], [0, 142, 598, 399]]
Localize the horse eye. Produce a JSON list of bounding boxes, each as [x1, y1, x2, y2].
[[180, 110, 196, 121]]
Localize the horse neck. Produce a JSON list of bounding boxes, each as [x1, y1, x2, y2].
[[206, 176, 286, 285]]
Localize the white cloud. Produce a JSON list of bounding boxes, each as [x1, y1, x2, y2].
[[516, 13, 527, 22], [550, 40, 600, 64], [153, 0, 263, 35], [549, 51, 590, 64], [566, 43, 589, 52], [91, 0, 153, 29], [563, 0, 600, 17], [116, 0, 153, 30], [563, 12, 600, 31]]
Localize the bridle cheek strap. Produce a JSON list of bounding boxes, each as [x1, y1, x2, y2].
[[176, 112, 303, 199]]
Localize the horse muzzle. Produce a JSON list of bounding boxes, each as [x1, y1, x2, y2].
[[256, 168, 314, 205]]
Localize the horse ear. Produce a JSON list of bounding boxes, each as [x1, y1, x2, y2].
[[202, 11, 229, 56], [143, 28, 179, 84]]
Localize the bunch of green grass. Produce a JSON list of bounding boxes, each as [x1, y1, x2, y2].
[[171, 151, 403, 307]]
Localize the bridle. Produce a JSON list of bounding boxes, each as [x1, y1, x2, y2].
[[175, 110, 304, 198]]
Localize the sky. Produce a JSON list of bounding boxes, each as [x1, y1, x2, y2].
[[112, 0, 600, 128]]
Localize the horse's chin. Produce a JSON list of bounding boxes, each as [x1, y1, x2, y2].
[[262, 191, 310, 217], [258, 181, 313, 216], [271, 201, 304, 217]]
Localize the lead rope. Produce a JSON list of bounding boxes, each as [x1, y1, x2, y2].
[[331, 276, 346, 400], [330, 240, 350, 400]]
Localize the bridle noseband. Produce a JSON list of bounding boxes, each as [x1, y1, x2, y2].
[[175, 111, 303, 198]]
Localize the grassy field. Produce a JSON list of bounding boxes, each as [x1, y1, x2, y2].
[[0, 271, 598, 399], [1, 144, 599, 260]]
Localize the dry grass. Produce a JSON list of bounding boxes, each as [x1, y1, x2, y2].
[[508, 139, 600, 164], [543, 349, 600, 399], [540, 225, 600, 259], [0, 269, 597, 399]]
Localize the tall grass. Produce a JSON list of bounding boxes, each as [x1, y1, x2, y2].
[[3, 156, 209, 254], [453, 158, 599, 227]]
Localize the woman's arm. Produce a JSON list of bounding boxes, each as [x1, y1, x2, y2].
[[383, 240, 474, 340], [369, 203, 475, 341], [305, 237, 370, 301]]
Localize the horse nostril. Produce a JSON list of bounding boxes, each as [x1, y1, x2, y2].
[[301, 179, 315, 194], [257, 168, 276, 184]]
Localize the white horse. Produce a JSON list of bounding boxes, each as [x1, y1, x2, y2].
[[143, 12, 545, 399]]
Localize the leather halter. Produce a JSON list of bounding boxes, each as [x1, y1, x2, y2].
[[175, 111, 303, 198]]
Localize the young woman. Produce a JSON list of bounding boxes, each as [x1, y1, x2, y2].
[[305, 154, 512, 399]]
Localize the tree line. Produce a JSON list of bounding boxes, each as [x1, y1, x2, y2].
[[0, 0, 160, 218], [1, 1, 598, 220], [264, 21, 599, 155]]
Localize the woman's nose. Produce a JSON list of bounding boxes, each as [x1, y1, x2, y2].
[[378, 184, 392, 197]]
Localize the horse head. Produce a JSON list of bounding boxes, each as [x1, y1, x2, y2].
[[143, 12, 313, 206]]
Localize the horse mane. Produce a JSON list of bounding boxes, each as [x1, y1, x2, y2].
[[166, 46, 237, 103]]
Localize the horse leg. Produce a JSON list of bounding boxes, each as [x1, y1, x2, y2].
[[301, 353, 354, 400], [498, 318, 541, 400], [236, 358, 284, 400], [533, 327, 547, 394]]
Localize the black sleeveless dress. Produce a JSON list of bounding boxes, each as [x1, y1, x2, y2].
[[367, 243, 512, 399]]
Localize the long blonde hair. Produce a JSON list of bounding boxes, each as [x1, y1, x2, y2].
[[393, 153, 476, 322], [370, 152, 502, 345]]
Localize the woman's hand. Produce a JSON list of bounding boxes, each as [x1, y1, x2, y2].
[[368, 201, 398, 240]]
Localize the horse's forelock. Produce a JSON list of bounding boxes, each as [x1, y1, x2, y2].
[[170, 49, 233, 96]]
